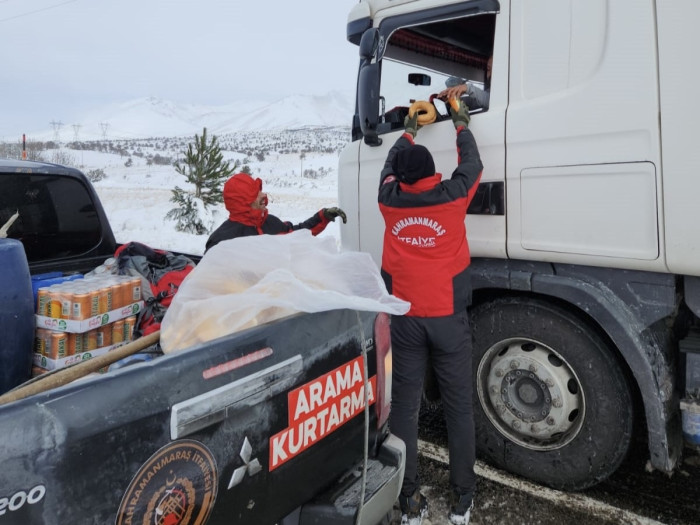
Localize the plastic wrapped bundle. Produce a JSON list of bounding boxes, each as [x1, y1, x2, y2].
[[160, 230, 410, 353]]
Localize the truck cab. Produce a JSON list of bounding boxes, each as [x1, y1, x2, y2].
[[340, 0, 700, 490]]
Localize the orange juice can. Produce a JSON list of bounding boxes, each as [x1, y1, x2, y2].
[[112, 319, 124, 345], [49, 332, 68, 359], [119, 278, 132, 307], [71, 291, 91, 320], [88, 287, 100, 317], [40, 329, 52, 354], [124, 316, 137, 342], [97, 325, 113, 348], [34, 329, 48, 355], [129, 277, 142, 303], [96, 285, 111, 314], [112, 320, 125, 344], [56, 287, 72, 319], [67, 333, 83, 356], [62, 291, 73, 318], [47, 289, 59, 318], [84, 329, 98, 351], [48, 287, 64, 319], [110, 281, 123, 310], [105, 284, 114, 312], [37, 288, 50, 316]]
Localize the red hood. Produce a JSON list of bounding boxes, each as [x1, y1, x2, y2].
[[223, 173, 268, 227]]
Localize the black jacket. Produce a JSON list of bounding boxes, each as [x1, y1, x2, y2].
[[205, 212, 329, 252]]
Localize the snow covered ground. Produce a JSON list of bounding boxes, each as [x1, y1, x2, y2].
[[69, 139, 346, 258]]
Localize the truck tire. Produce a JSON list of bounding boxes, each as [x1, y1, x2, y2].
[[470, 296, 633, 490]]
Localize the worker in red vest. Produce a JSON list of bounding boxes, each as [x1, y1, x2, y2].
[[378, 99, 482, 525]]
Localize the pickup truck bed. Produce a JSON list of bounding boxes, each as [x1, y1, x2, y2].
[[0, 159, 404, 525]]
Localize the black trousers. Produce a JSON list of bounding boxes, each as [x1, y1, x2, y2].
[[390, 311, 476, 499]]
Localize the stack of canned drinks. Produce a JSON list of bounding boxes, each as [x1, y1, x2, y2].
[[35, 273, 144, 362]]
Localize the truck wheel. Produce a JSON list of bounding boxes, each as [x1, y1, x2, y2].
[[470, 297, 633, 490]]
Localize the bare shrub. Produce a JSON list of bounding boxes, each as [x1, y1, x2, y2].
[[86, 168, 107, 182]]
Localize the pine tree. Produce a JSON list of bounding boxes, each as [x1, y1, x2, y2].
[[174, 127, 234, 206], [166, 189, 207, 234], [166, 127, 238, 234]]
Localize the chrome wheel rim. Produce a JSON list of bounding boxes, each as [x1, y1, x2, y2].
[[477, 337, 585, 450]]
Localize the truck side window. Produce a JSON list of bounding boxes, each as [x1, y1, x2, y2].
[[378, 14, 495, 134], [0, 174, 102, 262]]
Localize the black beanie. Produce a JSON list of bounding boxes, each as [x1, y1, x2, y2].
[[391, 145, 436, 184]]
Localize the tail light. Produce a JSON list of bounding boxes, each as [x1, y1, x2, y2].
[[374, 312, 392, 428]]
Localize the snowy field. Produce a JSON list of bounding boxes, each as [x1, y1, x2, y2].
[[67, 144, 345, 258]]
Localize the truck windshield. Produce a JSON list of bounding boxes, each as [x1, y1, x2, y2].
[[375, 13, 495, 134]]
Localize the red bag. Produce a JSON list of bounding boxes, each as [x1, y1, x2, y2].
[[114, 242, 195, 337]]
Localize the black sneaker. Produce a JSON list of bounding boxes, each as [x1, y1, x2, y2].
[[448, 492, 474, 525], [398, 490, 429, 525]]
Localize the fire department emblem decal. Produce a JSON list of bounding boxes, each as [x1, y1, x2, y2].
[[116, 439, 218, 525]]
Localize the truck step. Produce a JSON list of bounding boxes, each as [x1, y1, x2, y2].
[[293, 434, 405, 525]]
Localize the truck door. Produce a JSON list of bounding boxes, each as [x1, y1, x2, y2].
[[505, 0, 663, 270], [351, 0, 506, 266]]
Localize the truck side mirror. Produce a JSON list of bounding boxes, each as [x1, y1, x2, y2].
[[358, 62, 382, 146], [359, 28, 379, 62]]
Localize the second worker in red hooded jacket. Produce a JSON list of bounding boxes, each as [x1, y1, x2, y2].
[[205, 173, 346, 252]]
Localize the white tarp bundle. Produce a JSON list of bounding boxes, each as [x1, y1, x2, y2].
[[160, 230, 410, 353]]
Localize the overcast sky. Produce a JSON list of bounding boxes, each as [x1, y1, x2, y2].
[[0, 0, 361, 138]]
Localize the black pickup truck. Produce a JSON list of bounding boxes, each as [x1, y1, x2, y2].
[[0, 158, 405, 525]]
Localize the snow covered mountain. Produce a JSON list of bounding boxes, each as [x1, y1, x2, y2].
[[26, 91, 354, 142]]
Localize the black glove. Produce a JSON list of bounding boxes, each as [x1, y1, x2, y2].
[[450, 99, 471, 129], [404, 112, 421, 138], [323, 207, 347, 224]]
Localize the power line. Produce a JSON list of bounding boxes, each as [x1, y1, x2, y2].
[[99, 122, 110, 140], [50, 120, 64, 142], [0, 0, 78, 23]]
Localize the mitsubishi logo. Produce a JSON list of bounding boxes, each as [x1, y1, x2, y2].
[[228, 436, 262, 489]]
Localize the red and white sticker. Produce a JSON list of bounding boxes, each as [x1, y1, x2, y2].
[[269, 356, 376, 470]]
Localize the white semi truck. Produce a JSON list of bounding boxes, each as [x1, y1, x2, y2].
[[338, 0, 700, 490]]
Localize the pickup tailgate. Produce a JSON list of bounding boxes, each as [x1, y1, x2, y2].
[[0, 309, 394, 524]]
